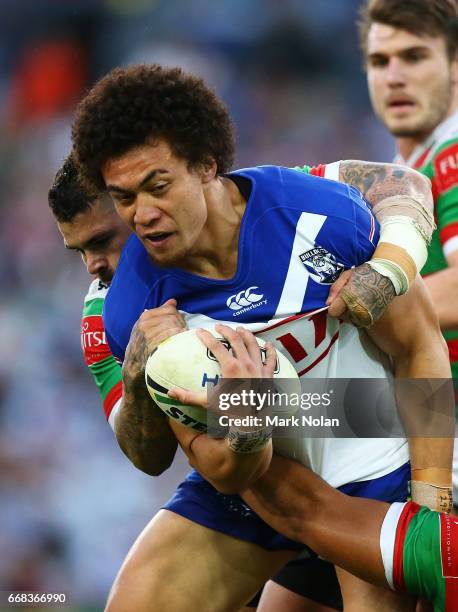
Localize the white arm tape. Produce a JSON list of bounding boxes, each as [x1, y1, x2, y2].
[[109, 397, 123, 432], [323, 161, 341, 181], [367, 215, 429, 295], [379, 215, 428, 272]]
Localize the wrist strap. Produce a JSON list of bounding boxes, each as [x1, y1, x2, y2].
[[226, 427, 272, 454]]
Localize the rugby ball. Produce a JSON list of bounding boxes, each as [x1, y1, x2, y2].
[[145, 328, 300, 431]]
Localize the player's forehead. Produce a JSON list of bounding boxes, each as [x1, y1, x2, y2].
[[367, 23, 446, 57], [102, 139, 187, 190], [58, 202, 117, 247]]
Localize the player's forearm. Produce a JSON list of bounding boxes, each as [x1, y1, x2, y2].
[[339, 161, 433, 222], [338, 161, 434, 319], [115, 381, 178, 476], [188, 434, 273, 495], [392, 337, 454, 511], [423, 267, 458, 329], [393, 341, 454, 472], [242, 455, 388, 586]]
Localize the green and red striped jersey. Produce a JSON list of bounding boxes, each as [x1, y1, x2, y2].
[[395, 111, 458, 379], [382, 501, 458, 612], [81, 279, 122, 429]]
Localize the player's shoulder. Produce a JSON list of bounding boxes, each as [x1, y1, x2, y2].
[[233, 164, 356, 211], [233, 163, 340, 187], [429, 124, 458, 195], [82, 278, 109, 317], [429, 116, 458, 168], [108, 234, 156, 296], [84, 278, 109, 303]]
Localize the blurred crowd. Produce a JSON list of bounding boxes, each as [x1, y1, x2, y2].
[[0, 0, 395, 608]]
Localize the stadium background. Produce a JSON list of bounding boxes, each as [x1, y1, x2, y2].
[[0, 1, 395, 609]]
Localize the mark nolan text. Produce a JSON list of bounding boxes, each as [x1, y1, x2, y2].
[[219, 415, 339, 428]]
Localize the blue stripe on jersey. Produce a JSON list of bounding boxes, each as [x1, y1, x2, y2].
[[104, 165, 379, 361]]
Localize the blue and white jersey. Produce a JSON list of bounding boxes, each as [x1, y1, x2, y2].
[[105, 165, 408, 487]]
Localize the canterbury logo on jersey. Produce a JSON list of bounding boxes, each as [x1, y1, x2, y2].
[[226, 286, 267, 316]]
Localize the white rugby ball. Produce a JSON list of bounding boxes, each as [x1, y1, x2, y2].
[[145, 328, 300, 431]]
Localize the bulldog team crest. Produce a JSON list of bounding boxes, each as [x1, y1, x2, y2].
[[299, 247, 344, 284]]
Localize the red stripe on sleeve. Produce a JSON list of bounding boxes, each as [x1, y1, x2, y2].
[[447, 338, 458, 363], [103, 380, 123, 419], [446, 578, 458, 612], [369, 213, 375, 242], [440, 222, 458, 246], [393, 501, 421, 591], [309, 164, 326, 177], [81, 315, 111, 366]]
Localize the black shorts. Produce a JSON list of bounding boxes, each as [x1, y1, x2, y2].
[[247, 556, 343, 610]]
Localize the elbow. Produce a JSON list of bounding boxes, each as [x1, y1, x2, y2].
[[208, 451, 272, 496], [125, 450, 173, 477], [118, 439, 177, 477], [210, 473, 259, 496]]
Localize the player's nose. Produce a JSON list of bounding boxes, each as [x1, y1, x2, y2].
[[386, 57, 407, 86], [86, 253, 107, 277], [133, 193, 162, 227]]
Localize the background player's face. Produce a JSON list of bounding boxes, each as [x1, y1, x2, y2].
[[366, 23, 457, 139], [58, 199, 131, 284], [102, 140, 212, 268]]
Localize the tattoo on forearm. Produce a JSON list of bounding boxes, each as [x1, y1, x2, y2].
[[339, 160, 428, 206], [342, 263, 396, 326], [116, 320, 177, 471]]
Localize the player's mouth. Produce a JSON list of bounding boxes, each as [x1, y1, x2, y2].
[[386, 97, 416, 113], [143, 232, 175, 247]]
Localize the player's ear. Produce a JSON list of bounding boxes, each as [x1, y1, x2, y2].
[[199, 159, 217, 184]]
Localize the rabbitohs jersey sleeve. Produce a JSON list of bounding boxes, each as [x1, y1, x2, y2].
[[403, 113, 458, 380], [82, 279, 122, 430], [416, 134, 458, 276], [381, 501, 458, 612]]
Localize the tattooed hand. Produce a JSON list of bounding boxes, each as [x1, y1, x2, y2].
[[123, 298, 187, 387], [327, 264, 396, 327]]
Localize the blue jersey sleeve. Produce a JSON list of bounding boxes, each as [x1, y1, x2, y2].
[[349, 186, 380, 264]]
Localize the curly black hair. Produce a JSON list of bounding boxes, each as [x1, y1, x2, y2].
[[72, 64, 235, 191], [48, 154, 98, 222]]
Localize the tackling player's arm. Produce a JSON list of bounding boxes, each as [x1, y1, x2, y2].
[[300, 160, 435, 327], [168, 325, 274, 495], [366, 277, 454, 512], [114, 300, 182, 475]]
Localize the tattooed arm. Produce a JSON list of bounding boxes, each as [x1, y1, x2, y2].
[[326, 161, 434, 326], [115, 300, 184, 475], [339, 161, 433, 223], [367, 278, 454, 512]]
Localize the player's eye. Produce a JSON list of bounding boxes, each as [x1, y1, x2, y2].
[[149, 182, 168, 193], [111, 192, 133, 205], [404, 51, 427, 63], [369, 56, 388, 68]]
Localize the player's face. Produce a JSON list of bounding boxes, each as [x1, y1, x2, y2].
[[366, 24, 457, 139], [102, 140, 214, 268], [58, 199, 132, 284]]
